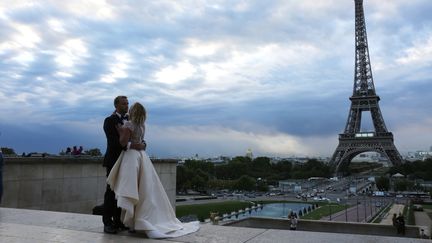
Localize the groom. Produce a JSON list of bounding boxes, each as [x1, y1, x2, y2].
[[102, 95, 129, 234]]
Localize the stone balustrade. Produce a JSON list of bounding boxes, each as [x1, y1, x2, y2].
[[1, 156, 177, 214]]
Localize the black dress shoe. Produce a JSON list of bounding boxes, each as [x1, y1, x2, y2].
[[115, 223, 129, 231], [104, 225, 118, 234]]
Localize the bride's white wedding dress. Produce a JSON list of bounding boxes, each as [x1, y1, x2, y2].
[[107, 121, 199, 238]]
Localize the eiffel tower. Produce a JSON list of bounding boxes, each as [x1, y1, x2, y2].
[[330, 0, 403, 174]]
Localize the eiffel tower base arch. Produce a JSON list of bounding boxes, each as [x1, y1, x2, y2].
[[330, 135, 403, 175]]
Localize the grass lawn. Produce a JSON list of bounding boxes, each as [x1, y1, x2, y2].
[[176, 201, 253, 222], [421, 204, 432, 210], [301, 204, 347, 220]]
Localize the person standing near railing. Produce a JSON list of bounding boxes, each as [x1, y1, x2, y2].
[[395, 213, 405, 235], [392, 213, 397, 233]]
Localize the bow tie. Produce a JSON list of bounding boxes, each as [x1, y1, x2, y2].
[[121, 115, 128, 120]]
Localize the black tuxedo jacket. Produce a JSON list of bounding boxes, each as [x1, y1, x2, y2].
[[103, 114, 125, 168]]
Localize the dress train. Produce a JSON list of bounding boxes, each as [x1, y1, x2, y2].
[[107, 150, 199, 238]]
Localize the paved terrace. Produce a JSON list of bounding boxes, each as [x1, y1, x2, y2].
[[0, 207, 429, 243]]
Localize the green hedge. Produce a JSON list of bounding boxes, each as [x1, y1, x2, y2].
[[301, 204, 347, 220], [371, 202, 392, 223], [404, 202, 415, 225]]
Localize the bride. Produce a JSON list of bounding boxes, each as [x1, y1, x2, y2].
[[107, 102, 199, 239]]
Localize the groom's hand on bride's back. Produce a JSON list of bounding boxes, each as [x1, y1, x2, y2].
[[130, 143, 146, 151]]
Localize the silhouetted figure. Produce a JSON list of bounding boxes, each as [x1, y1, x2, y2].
[[288, 211, 298, 230], [392, 213, 398, 233], [72, 146, 78, 155], [396, 213, 405, 235], [66, 147, 71, 155]]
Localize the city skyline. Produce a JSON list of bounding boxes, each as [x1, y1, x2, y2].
[[1, 1, 432, 157]]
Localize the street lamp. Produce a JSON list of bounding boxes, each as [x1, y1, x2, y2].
[[356, 197, 359, 222], [363, 194, 367, 222], [329, 200, 332, 221], [345, 199, 348, 222]]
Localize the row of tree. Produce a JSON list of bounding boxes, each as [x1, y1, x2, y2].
[[0, 147, 102, 157], [388, 158, 432, 180], [375, 176, 421, 192], [374, 158, 432, 192], [176, 156, 332, 193], [0, 147, 16, 155]]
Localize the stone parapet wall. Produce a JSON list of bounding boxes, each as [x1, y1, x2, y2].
[[1, 157, 177, 214], [226, 216, 421, 238]]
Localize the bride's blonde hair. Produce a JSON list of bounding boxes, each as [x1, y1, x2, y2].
[[129, 102, 146, 125]]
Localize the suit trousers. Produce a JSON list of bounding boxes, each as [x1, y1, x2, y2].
[[102, 166, 121, 226]]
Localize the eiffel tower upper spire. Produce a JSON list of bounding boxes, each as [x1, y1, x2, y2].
[[343, 0, 389, 135], [353, 0, 375, 97]]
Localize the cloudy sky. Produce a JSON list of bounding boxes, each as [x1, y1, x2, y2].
[[1, 0, 431, 158]]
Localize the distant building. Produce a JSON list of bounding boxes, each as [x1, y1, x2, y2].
[[419, 181, 432, 190], [419, 151, 432, 160], [307, 177, 327, 182], [279, 180, 301, 193], [245, 148, 253, 159], [206, 156, 230, 164], [405, 149, 432, 161]]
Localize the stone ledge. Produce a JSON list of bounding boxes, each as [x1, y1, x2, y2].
[[0, 208, 430, 243], [225, 216, 422, 239]]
